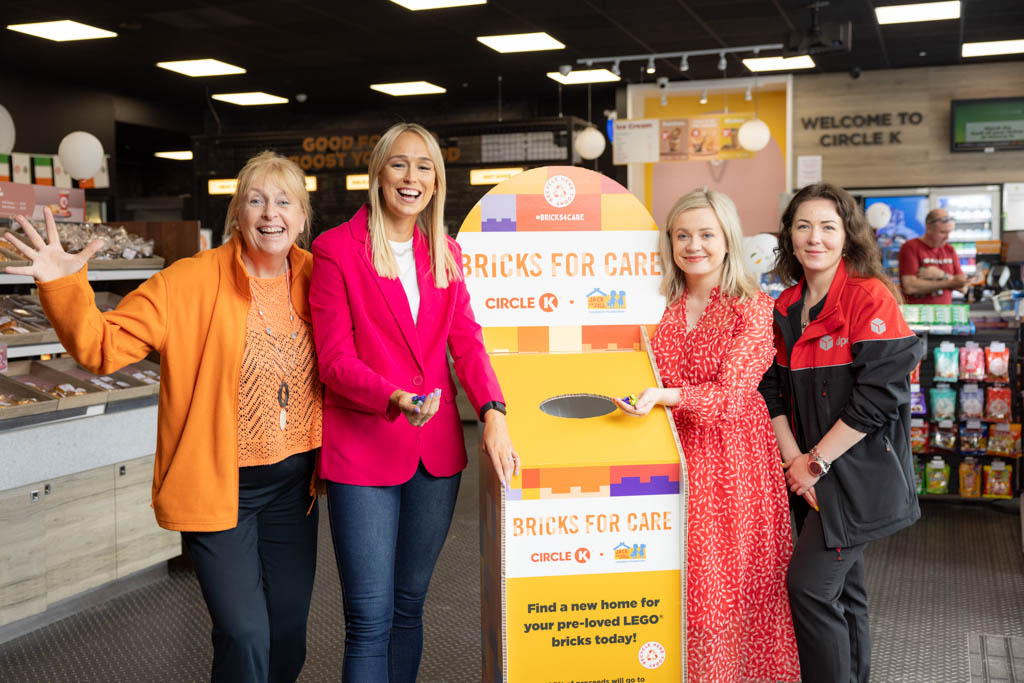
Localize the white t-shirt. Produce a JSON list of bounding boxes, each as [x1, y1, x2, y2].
[[389, 237, 420, 323]]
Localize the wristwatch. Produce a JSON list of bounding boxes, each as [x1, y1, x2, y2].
[[479, 401, 507, 420], [807, 447, 831, 477]]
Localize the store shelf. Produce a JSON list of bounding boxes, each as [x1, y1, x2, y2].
[[918, 494, 1005, 503], [0, 269, 159, 285], [5, 342, 65, 359]]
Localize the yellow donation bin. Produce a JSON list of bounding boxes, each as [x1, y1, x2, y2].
[[458, 166, 687, 682]]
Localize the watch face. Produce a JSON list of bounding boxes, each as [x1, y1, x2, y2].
[[808, 459, 823, 476]]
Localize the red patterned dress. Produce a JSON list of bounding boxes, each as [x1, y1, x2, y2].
[[651, 288, 801, 683]]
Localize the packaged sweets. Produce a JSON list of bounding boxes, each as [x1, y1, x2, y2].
[[909, 360, 921, 385], [959, 342, 986, 381], [930, 420, 957, 452], [910, 419, 929, 454], [914, 458, 925, 495], [925, 456, 950, 494], [983, 461, 1013, 499], [910, 385, 927, 416], [986, 341, 1010, 382], [959, 458, 982, 498], [959, 421, 987, 455], [933, 341, 959, 382], [929, 386, 957, 421], [952, 303, 970, 326], [987, 423, 1022, 458], [985, 386, 1012, 422], [959, 384, 985, 420]]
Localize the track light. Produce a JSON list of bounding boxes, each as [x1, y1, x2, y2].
[[646, 57, 655, 74], [680, 55, 689, 71], [699, 88, 708, 104], [611, 60, 621, 76], [718, 52, 727, 71], [744, 84, 752, 101]]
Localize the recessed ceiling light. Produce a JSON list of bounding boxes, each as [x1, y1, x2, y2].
[[154, 151, 193, 161], [962, 38, 1024, 58], [742, 55, 816, 72], [370, 81, 447, 96], [211, 92, 288, 105], [546, 68, 620, 85], [156, 59, 245, 77], [390, 0, 485, 9], [477, 32, 564, 53], [875, 1, 960, 25], [7, 20, 117, 41]]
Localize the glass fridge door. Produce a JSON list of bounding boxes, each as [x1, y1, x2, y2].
[[930, 185, 1001, 241]]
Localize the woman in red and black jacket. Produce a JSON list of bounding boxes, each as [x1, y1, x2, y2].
[[759, 182, 924, 683]]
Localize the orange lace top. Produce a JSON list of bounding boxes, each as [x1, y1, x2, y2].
[[238, 273, 323, 467]]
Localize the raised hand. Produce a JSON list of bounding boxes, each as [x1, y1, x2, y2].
[[3, 207, 103, 282]]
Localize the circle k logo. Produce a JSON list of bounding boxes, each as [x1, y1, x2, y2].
[[539, 293, 558, 312], [574, 547, 590, 563]]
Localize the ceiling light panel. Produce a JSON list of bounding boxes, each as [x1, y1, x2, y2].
[[875, 1, 960, 25], [390, 0, 486, 9], [962, 39, 1024, 58], [154, 151, 193, 160], [546, 69, 620, 85], [370, 81, 446, 96], [742, 55, 816, 72], [211, 92, 289, 105], [7, 20, 116, 41], [156, 59, 246, 77], [477, 32, 564, 53]]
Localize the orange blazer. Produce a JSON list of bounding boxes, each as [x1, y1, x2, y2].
[[37, 234, 315, 532]]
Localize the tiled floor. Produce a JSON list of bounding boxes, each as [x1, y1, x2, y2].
[[1, 428, 1022, 682]]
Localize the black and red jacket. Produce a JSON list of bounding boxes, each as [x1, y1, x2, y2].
[[759, 261, 924, 548]]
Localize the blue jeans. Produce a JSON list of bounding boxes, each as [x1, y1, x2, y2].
[[326, 463, 461, 682]]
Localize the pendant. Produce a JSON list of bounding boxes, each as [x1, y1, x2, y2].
[[278, 381, 290, 408], [279, 408, 287, 431]]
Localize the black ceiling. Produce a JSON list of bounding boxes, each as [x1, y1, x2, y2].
[[3, 0, 1023, 126]]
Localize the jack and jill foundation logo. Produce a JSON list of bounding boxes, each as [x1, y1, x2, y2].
[[543, 174, 576, 208]]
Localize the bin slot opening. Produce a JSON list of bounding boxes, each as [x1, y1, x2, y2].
[[539, 393, 616, 419]]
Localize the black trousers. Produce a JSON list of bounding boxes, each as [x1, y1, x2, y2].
[[787, 508, 871, 683], [182, 450, 319, 683]]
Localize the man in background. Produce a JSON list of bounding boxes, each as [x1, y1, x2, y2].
[[898, 208, 969, 304]]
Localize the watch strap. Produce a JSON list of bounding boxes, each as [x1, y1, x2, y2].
[[479, 400, 506, 420]]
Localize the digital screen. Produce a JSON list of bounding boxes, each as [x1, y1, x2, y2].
[[866, 195, 928, 248], [951, 98, 1024, 152]]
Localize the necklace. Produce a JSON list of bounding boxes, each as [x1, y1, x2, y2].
[[248, 266, 301, 431]]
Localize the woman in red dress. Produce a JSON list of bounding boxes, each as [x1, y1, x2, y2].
[[615, 188, 800, 682]]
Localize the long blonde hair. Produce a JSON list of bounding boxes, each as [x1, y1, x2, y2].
[[223, 151, 312, 246], [366, 123, 461, 288], [658, 188, 759, 304]]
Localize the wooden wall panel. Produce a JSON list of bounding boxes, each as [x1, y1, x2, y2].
[[793, 62, 1024, 188]]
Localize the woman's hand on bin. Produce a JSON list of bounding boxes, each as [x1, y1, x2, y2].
[[4, 207, 103, 281], [481, 410, 518, 488]]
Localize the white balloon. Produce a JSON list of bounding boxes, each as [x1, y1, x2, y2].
[[866, 202, 892, 230], [574, 126, 606, 160], [58, 131, 104, 179], [738, 119, 771, 152], [742, 232, 778, 275]]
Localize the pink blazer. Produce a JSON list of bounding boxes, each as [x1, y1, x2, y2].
[[310, 205, 504, 485]]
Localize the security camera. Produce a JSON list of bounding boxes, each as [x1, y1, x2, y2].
[[558, 64, 572, 76], [656, 77, 669, 89], [295, 93, 308, 103], [849, 66, 861, 79]]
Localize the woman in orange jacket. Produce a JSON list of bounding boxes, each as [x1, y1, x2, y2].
[[3, 152, 322, 683]]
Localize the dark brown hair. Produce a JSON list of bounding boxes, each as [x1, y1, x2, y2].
[[773, 182, 901, 301]]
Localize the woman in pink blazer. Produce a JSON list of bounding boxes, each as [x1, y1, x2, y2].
[[309, 122, 517, 682]]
